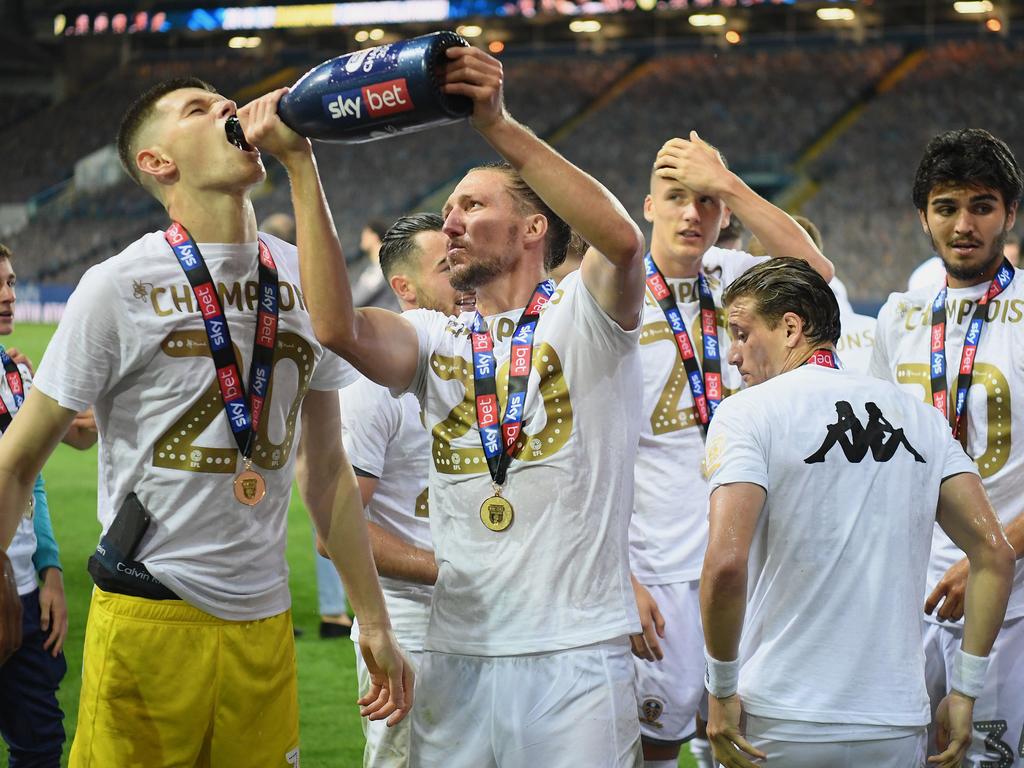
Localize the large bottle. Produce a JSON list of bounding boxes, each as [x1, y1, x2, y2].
[[263, 31, 473, 144]]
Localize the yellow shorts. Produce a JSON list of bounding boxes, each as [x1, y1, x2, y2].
[[70, 587, 300, 768]]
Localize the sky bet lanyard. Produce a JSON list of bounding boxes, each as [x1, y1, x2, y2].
[[929, 258, 1014, 442], [469, 280, 555, 531], [164, 222, 279, 506], [643, 253, 722, 433], [0, 347, 25, 434], [804, 348, 841, 369]]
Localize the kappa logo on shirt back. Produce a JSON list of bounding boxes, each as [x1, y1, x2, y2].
[[804, 401, 926, 465]]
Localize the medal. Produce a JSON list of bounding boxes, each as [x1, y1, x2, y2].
[[480, 493, 514, 532], [166, 222, 280, 507], [469, 281, 555, 532], [234, 462, 267, 506]]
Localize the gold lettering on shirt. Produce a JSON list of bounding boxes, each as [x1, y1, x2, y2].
[[902, 299, 1024, 331], [147, 281, 309, 317]]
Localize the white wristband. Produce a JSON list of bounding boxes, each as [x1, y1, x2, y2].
[[950, 648, 990, 699], [704, 647, 740, 699]]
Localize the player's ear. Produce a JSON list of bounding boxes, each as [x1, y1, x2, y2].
[[782, 312, 802, 346], [389, 273, 416, 306], [643, 195, 654, 224], [917, 208, 929, 235]]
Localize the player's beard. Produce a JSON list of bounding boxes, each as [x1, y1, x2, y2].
[[934, 227, 1008, 283], [448, 225, 519, 292]]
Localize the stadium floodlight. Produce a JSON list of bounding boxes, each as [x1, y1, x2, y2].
[[369, 27, 385, 39], [228, 35, 261, 47], [816, 8, 856, 21], [953, 1, 994, 12], [689, 14, 727, 28], [456, 24, 483, 37], [354, 29, 370, 41], [637, 0, 657, 10], [569, 19, 602, 32]]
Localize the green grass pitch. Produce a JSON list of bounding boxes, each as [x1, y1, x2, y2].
[[2, 322, 697, 768]]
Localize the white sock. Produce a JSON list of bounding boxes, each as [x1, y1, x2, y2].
[[689, 737, 715, 768], [643, 761, 677, 768]]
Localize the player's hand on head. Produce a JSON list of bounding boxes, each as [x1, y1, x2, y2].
[[0, 552, 22, 665], [356, 626, 414, 727], [707, 693, 766, 768], [443, 46, 505, 131], [629, 579, 665, 662], [653, 131, 733, 198], [4, 348, 33, 376], [924, 557, 969, 622], [930, 691, 973, 768], [237, 88, 311, 165]]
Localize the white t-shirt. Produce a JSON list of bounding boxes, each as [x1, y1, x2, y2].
[[707, 365, 977, 727], [835, 311, 876, 376], [342, 373, 432, 651], [871, 274, 1024, 623], [400, 271, 643, 655], [33, 230, 356, 621], [3, 360, 38, 596], [907, 256, 946, 292], [631, 247, 768, 584]]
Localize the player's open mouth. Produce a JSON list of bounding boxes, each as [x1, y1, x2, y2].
[[225, 117, 255, 152], [678, 229, 702, 240]]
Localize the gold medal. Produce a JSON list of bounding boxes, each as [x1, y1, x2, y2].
[[234, 462, 266, 506], [480, 495, 514, 532]]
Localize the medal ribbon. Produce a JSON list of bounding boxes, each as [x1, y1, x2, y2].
[[164, 222, 279, 461], [929, 258, 1014, 441], [0, 346, 25, 433], [643, 253, 722, 432], [469, 280, 556, 487], [804, 348, 841, 369]]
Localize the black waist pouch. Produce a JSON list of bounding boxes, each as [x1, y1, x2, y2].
[[87, 492, 178, 601]]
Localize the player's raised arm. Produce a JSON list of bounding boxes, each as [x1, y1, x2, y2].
[[296, 388, 413, 725], [443, 46, 646, 329], [655, 132, 834, 280], [239, 89, 421, 391]]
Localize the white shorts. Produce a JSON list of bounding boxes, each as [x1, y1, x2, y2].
[[356, 643, 423, 768], [923, 616, 1024, 766], [746, 716, 926, 768], [409, 638, 642, 768], [634, 580, 705, 742]]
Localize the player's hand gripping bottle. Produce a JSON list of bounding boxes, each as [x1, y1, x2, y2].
[[227, 31, 472, 146]]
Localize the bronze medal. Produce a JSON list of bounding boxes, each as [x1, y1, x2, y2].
[[480, 495, 514, 532], [234, 468, 266, 506]]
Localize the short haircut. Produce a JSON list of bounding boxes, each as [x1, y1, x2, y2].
[[723, 257, 840, 347], [117, 77, 217, 188], [0, 244, 11, 263], [468, 162, 572, 272], [379, 212, 444, 280], [912, 128, 1024, 211]]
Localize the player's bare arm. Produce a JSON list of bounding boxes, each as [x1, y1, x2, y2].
[[700, 481, 768, 768], [240, 88, 421, 390], [928, 471, 1014, 768], [926, 509, 1024, 623], [297, 381, 413, 726], [656, 132, 834, 280], [443, 46, 646, 329], [0, 390, 76, 547]]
